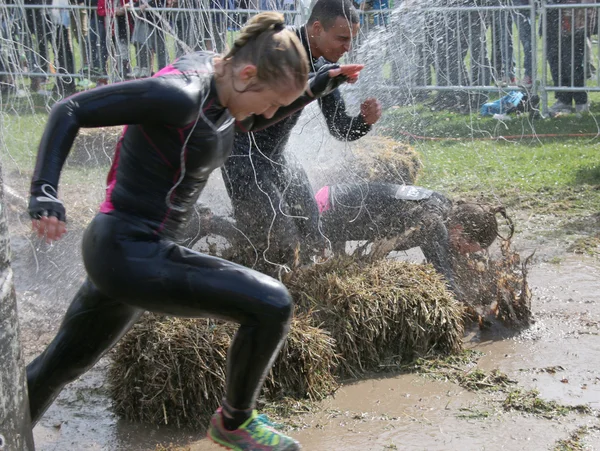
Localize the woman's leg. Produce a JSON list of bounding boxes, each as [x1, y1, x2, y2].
[[27, 278, 143, 426], [83, 213, 293, 413]]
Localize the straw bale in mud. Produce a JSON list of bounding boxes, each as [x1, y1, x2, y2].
[[108, 313, 338, 428], [67, 127, 121, 167], [334, 136, 422, 185], [454, 240, 533, 327], [284, 256, 464, 378]]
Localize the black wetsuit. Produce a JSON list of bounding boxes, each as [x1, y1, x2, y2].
[[26, 52, 321, 425], [317, 183, 457, 288], [221, 25, 372, 260]]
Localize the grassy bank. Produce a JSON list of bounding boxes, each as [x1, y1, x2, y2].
[[378, 104, 600, 215]]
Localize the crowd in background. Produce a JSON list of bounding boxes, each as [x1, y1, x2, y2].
[[0, 0, 598, 115], [407, 0, 598, 114]]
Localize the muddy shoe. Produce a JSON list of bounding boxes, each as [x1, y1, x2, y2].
[[208, 407, 301, 450]]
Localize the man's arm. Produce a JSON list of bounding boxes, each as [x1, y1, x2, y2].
[[236, 62, 363, 132], [318, 89, 368, 141]]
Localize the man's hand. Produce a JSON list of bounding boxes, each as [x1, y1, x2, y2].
[[360, 97, 382, 125], [307, 63, 364, 98]]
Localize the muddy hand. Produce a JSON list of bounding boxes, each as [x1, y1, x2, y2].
[[32, 216, 67, 243], [328, 64, 364, 84], [360, 97, 382, 125]]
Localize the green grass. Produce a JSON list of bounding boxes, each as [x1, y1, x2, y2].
[[0, 110, 107, 201], [378, 105, 600, 214], [503, 389, 591, 419], [1, 112, 47, 173]]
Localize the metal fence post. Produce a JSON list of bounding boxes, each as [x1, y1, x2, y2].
[[541, 0, 549, 115]]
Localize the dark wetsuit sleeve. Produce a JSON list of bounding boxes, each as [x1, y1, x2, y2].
[[318, 88, 371, 141], [31, 77, 198, 190], [235, 92, 317, 133]]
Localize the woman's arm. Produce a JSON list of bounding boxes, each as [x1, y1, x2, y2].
[[28, 76, 200, 239], [31, 76, 197, 194]]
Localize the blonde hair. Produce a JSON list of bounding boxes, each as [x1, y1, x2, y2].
[[225, 12, 309, 91]]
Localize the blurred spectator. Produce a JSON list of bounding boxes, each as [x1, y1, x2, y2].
[[546, 0, 597, 115], [24, 0, 52, 93], [130, 0, 168, 77], [106, 0, 133, 80], [513, 0, 533, 87], [87, 0, 109, 79], [490, 0, 515, 85], [282, 0, 296, 25], [71, 0, 90, 71], [51, 0, 76, 96], [172, 0, 203, 57], [355, 0, 389, 29], [434, 0, 491, 111], [206, 0, 228, 53]]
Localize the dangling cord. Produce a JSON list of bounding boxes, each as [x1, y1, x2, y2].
[[493, 206, 514, 241]]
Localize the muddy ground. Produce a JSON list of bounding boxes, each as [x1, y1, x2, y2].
[[5, 188, 598, 451]]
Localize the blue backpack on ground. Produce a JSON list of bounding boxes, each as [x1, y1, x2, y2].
[[480, 91, 525, 116]]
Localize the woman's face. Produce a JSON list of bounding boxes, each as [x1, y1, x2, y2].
[[227, 76, 304, 121]]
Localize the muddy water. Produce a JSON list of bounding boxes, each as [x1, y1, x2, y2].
[[7, 195, 600, 450], [183, 255, 600, 451]]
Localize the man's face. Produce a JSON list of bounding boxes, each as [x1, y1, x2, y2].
[[312, 17, 360, 62]]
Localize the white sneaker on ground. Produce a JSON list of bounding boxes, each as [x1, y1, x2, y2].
[[548, 100, 572, 116], [575, 103, 590, 114], [127, 67, 142, 79]]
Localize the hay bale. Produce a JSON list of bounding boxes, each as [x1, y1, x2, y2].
[[263, 313, 339, 401], [284, 256, 464, 378], [109, 313, 338, 428], [333, 136, 422, 185], [108, 316, 232, 428], [67, 127, 121, 167]]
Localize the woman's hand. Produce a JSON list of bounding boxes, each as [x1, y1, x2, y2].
[[29, 184, 67, 243], [32, 216, 67, 243]]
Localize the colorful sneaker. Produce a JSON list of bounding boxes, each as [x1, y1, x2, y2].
[[208, 408, 301, 450], [257, 414, 284, 430]]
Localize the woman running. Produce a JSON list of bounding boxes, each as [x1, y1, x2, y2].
[[26, 12, 362, 450]]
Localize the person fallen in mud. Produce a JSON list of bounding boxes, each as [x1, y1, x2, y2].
[[315, 183, 511, 295], [221, 0, 383, 267], [25, 12, 364, 451]]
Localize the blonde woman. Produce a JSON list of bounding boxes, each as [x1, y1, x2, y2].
[[27, 12, 362, 450]]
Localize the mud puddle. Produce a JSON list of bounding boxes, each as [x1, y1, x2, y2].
[[184, 255, 600, 451], [7, 205, 599, 450]]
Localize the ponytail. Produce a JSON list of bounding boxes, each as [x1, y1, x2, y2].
[[223, 12, 309, 90], [225, 12, 286, 59]]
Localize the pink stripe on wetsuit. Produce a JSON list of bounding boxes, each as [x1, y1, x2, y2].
[[315, 185, 331, 214]]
